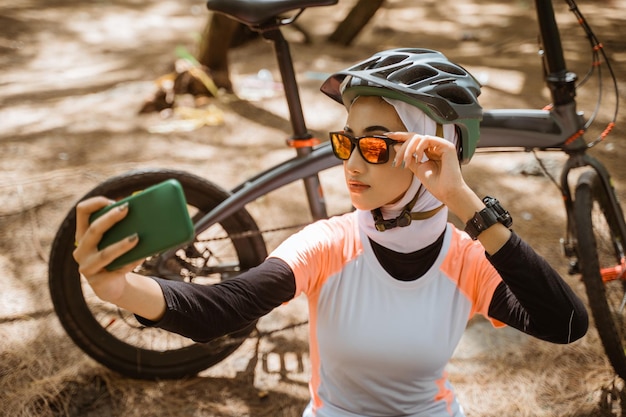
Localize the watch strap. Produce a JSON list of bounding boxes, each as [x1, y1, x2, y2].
[[464, 196, 512, 240]]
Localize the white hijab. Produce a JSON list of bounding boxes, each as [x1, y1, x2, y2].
[[356, 98, 458, 253]]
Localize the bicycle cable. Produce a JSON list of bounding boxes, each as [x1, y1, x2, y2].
[[531, 149, 560, 189], [192, 213, 364, 243], [564, 0, 619, 148], [197, 221, 313, 242], [533, 0, 620, 187]]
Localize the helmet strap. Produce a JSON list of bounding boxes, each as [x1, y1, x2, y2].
[[371, 124, 446, 232], [372, 185, 445, 232]]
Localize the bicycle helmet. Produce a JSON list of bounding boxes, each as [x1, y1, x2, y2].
[[320, 48, 483, 163]]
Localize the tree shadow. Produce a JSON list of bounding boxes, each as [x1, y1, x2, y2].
[[2, 1, 626, 416]]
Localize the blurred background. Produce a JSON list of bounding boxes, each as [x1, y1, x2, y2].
[[1, 0, 625, 415]]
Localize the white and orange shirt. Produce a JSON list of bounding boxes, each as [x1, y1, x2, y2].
[[271, 212, 503, 416], [145, 211, 588, 417]]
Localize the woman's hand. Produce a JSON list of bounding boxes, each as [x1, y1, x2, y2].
[[73, 197, 167, 320], [73, 196, 141, 303], [389, 131, 512, 254], [389, 132, 467, 206]]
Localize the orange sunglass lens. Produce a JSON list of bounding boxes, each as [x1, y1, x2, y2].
[[360, 137, 388, 163], [331, 134, 353, 160]]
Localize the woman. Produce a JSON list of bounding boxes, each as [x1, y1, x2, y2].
[[73, 48, 588, 417]]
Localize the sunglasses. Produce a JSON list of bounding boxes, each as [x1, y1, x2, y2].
[[329, 131, 401, 164]]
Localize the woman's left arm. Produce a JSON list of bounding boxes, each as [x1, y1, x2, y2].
[[486, 232, 588, 343], [390, 133, 588, 343]]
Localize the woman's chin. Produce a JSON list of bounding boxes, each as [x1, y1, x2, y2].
[[350, 200, 375, 212]]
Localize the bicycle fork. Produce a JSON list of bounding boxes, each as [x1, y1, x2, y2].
[[560, 150, 626, 283]]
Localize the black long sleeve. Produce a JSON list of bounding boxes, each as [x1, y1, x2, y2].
[[136, 257, 296, 343], [139, 228, 588, 345], [486, 232, 588, 343]]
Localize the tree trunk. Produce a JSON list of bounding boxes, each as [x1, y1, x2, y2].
[[196, 14, 257, 92], [328, 0, 385, 46], [158, 1, 385, 102]]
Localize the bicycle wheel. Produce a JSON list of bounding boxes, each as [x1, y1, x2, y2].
[[575, 170, 626, 379], [49, 169, 268, 379]]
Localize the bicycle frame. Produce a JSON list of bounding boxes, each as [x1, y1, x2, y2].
[[163, 0, 626, 267]]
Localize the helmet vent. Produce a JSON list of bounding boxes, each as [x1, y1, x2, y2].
[[436, 85, 474, 105], [372, 63, 411, 80], [352, 57, 379, 71], [389, 66, 438, 86], [430, 62, 466, 76], [372, 55, 411, 69]]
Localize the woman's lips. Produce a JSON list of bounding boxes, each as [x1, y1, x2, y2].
[[347, 180, 370, 193]]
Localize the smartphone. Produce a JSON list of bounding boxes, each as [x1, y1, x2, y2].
[[89, 179, 194, 271]]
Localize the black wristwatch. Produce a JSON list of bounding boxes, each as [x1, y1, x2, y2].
[[464, 196, 513, 240]]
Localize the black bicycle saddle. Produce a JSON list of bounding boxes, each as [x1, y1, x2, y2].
[[206, 0, 338, 27]]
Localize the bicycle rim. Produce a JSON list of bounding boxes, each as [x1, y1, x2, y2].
[[575, 170, 626, 379], [48, 169, 268, 379]]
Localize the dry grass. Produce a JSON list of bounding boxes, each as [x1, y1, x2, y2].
[[1, 311, 625, 416], [2, 0, 626, 415], [451, 329, 625, 416]]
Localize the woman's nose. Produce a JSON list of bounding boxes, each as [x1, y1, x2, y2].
[[345, 146, 366, 172]]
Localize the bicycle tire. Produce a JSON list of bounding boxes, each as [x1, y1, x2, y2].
[[574, 170, 626, 379], [49, 169, 268, 379]]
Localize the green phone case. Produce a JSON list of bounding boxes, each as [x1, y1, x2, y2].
[[89, 179, 194, 271]]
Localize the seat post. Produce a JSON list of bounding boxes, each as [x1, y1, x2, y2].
[[260, 27, 327, 221], [261, 28, 311, 140]]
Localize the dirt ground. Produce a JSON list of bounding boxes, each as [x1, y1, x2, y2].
[[2, 0, 626, 416]]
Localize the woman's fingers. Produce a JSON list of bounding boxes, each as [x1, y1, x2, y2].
[[389, 133, 453, 168], [73, 197, 139, 275], [75, 196, 115, 243], [76, 233, 139, 277], [76, 202, 129, 251], [413, 138, 449, 164]]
